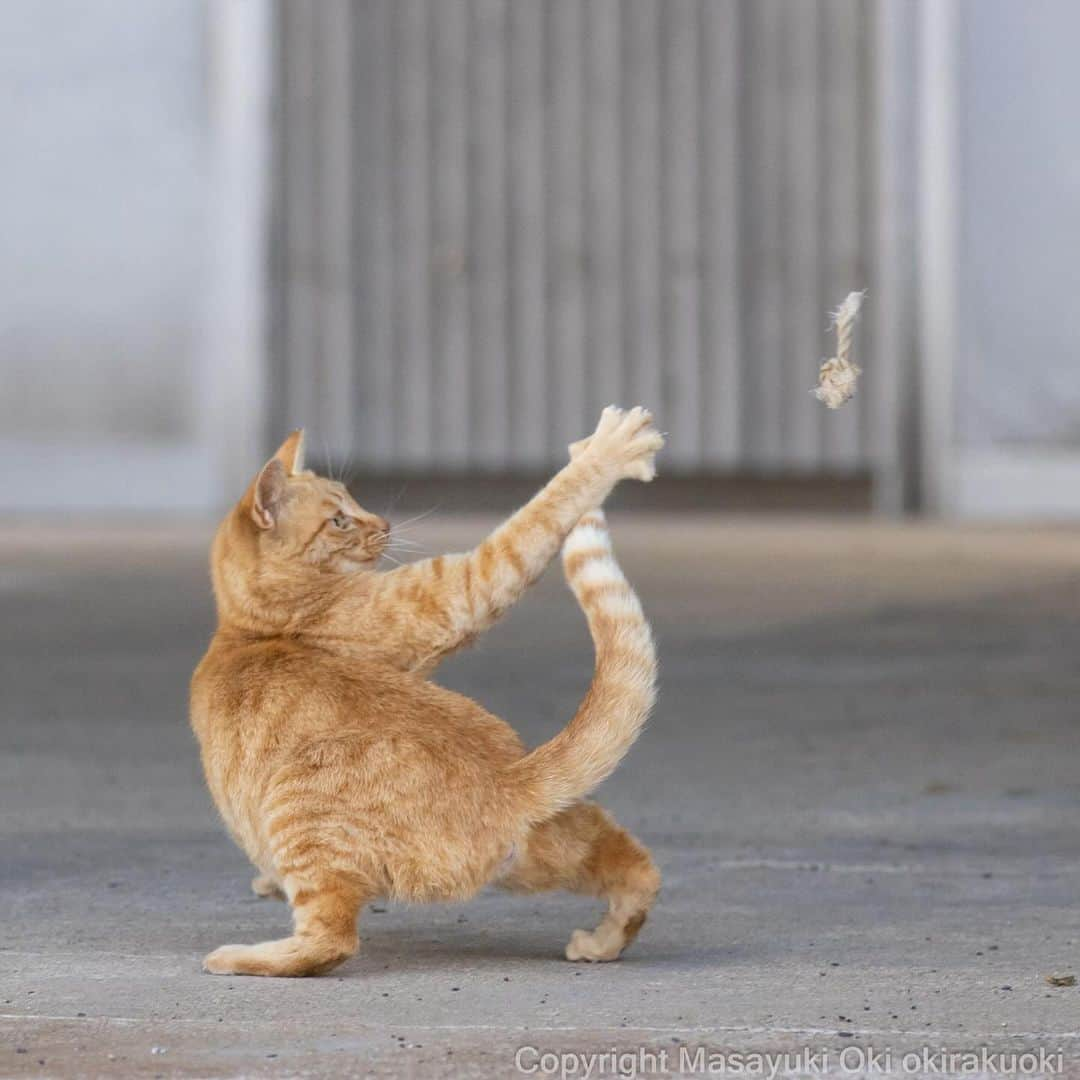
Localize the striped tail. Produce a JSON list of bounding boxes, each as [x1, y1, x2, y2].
[[506, 510, 657, 826]]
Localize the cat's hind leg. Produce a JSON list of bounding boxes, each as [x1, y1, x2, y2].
[[498, 801, 660, 962], [251, 872, 285, 900], [204, 875, 368, 977]]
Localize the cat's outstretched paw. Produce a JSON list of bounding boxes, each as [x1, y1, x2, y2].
[[564, 927, 625, 963], [203, 933, 356, 977], [251, 873, 286, 900], [203, 944, 253, 975], [569, 405, 664, 483]]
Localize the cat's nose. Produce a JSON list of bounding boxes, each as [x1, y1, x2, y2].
[[373, 515, 390, 535]]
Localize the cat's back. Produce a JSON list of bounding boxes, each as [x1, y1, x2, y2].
[[191, 631, 392, 743], [191, 632, 312, 732], [191, 630, 522, 757]]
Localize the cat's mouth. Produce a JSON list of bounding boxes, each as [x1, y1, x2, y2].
[[334, 539, 387, 573], [334, 555, 374, 574]]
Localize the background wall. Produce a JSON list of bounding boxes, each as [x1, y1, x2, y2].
[[0, 0, 215, 509], [946, 0, 1080, 516], [956, 0, 1080, 452], [3, 0, 1079, 516]]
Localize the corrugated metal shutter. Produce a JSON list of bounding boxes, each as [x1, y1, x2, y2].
[[271, 0, 888, 476]]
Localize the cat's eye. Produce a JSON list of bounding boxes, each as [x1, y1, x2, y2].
[[331, 513, 354, 530]]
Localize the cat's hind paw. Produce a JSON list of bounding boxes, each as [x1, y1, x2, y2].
[[564, 927, 625, 963], [251, 873, 286, 900]]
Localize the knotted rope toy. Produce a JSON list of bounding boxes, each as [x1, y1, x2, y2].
[[812, 291, 866, 409]]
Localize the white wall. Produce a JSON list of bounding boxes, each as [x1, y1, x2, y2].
[[0, 0, 270, 512], [948, 0, 1080, 516], [0, 0, 206, 444], [958, 0, 1080, 450]]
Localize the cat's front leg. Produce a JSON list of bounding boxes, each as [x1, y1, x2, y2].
[[372, 406, 664, 669]]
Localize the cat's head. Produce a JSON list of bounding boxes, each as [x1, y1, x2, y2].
[[234, 430, 390, 574]]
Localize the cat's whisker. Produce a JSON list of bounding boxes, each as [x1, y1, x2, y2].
[[385, 533, 424, 546], [381, 482, 408, 521], [337, 458, 359, 491], [371, 531, 423, 551], [389, 505, 441, 533], [320, 435, 337, 483], [380, 551, 405, 567], [390, 517, 435, 534]]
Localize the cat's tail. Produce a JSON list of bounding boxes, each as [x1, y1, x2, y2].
[[506, 510, 656, 826]]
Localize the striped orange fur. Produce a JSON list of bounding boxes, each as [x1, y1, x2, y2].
[[190, 407, 663, 976]]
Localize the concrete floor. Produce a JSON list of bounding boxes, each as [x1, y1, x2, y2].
[[3, 515, 1080, 1077]]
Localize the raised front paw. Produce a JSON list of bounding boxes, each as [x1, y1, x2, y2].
[[569, 405, 665, 482]]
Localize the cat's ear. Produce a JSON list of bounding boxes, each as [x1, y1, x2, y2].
[[246, 430, 303, 529], [251, 458, 287, 530], [273, 429, 306, 475]]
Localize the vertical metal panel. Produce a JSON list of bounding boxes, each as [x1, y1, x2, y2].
[[393, 0, 432, 464], [872, 0, 919, 512], [858, 0, 880, 486], [584, 0, 622, 421], [430, 0, 470, 466], [916, 0, 959, 514], [781, 0, 823, 467], [316, 0, 355, 453], [274, 0, 894, 482], [621, 1, 663, 419], [820, 0, 865, 468], [546, 0, 587, 457], [741, 0, 786, 468], [507, 0, 548, 466], [352, 0, 395, 466], [699, 0, 741, 467], [661, 0, 702, 467], [470, 0, 510, 464], [280, 0, 318, 433]]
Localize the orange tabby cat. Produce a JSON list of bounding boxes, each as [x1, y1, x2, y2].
[[190, 405, 664, 976]]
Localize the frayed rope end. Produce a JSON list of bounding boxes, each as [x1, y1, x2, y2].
[[813, 290, 866, 409], [827, 290, 867, 331], [812, 359, 862, 409]]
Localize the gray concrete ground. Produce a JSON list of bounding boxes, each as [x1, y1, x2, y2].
[[3, 515, 1080, 1078]]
